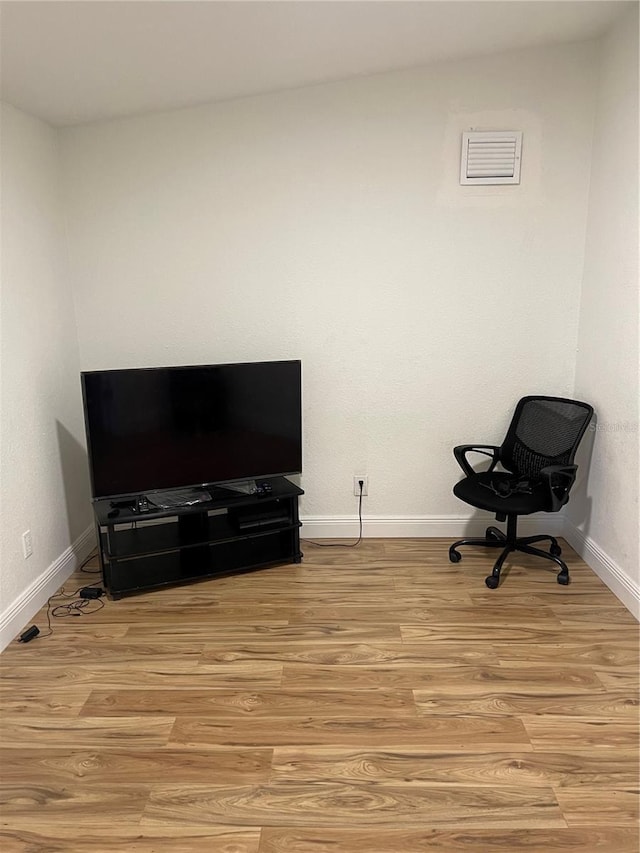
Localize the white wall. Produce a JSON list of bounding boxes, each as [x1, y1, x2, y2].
[[61, 42, 597, 525], [0, 103, 93, 647], [567, 5, 639, 615]]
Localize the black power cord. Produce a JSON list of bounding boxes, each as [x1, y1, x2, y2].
[[17, 551, 106, 644], [79, 550, 101, 575], [303, 479, 364, 549]]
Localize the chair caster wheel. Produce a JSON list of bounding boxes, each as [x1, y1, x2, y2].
[[449, 550, 462, 563], [557, 572, 570, 586], [550, 544, 562, 557], [485, 575, 499, 589], [485, 527, 501, 541]]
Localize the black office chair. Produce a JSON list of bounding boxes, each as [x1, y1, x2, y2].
[[449, 396, 593, 588]]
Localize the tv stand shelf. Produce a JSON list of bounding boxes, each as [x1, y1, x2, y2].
[[93, 477, 304, 599]]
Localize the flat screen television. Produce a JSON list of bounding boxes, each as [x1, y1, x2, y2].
[[81, 360, 302, 500]]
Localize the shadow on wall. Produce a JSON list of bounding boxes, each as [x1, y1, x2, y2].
[[56, 421, 93, 542], [567, 413, 596, 533]]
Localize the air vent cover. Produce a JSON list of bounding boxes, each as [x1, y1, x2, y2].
[[460, 131, 522, 185]]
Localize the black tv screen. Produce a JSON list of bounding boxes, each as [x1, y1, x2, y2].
[[81, 360, 302, 500]]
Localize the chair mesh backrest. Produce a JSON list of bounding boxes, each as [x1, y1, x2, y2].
[[500, 396, 593, 478]]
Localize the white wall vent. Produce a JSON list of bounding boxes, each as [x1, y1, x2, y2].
[[460, 131, 522, 185]]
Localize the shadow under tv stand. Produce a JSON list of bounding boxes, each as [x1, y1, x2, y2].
[[92, 477, 304, 599]]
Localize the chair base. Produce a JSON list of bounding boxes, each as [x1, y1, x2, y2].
[[449, 517, 569, 589]]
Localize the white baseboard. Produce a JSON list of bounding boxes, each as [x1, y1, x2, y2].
[[563, 520, 639, 620], [0, 524, 97, 652], [301, 514, 563, 539]]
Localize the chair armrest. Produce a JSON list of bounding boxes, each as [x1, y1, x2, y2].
[[540, 465, 578, 512], [453, 445, 501, 478]]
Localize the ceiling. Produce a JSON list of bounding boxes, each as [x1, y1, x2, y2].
[[0, 1, 632, 127]]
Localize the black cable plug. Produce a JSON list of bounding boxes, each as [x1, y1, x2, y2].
[[79, 587, 104, 599], [18, 626, 39, 643]]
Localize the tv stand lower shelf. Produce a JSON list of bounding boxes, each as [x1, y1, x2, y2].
[[93, 477, 304, 599]]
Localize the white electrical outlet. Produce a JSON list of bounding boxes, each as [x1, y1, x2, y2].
[[353, 476, 368, 496], [22, 530, 33, 559]]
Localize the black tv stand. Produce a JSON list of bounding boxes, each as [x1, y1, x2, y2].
[[93, 477, 304, 599]]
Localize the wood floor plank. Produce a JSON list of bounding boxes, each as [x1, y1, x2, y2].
[[470, 591, 629, 606], [491, 641, 639, 668], [259, 591, 477, 604], [0, 663, 288, 690], [281, 663, 604, 693], [0, 783, 149, 823], [398, 563, 604, 586], [1, 640, 206, 664], [124, 623, 402, 643], [169, 714, 532, 749], [596, 669, 640, 690], [396, 604, 565, 625], [280, 664, 498, 690], [80, 687, 416, 718], [0, 689, 92, 717], [522, 716, 640, 750], [200, 641, 499, 667], [400, 624, 628, 643], [0, 825, 260, 853], [269, 747, 638, 788], [168, 663, 285, 687], [258, 826, 640, 852], [554, 788, 640, 826], [208, 576, 395, 591], [0, 716, 175, 747], [142, 782, 565, 827], [0, 747, 273, 784], [2, 660, 285, 690], [547, 605, 640, 627], [90, 592, 447, 621], [413, 690, 639, 718], [0, 659, 198, 687], [285, 603, 484, 621]]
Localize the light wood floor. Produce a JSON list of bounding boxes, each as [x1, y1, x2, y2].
[[1, 538, 638, 852]]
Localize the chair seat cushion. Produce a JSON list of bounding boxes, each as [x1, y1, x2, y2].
[[453, 472, 549, 515]]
